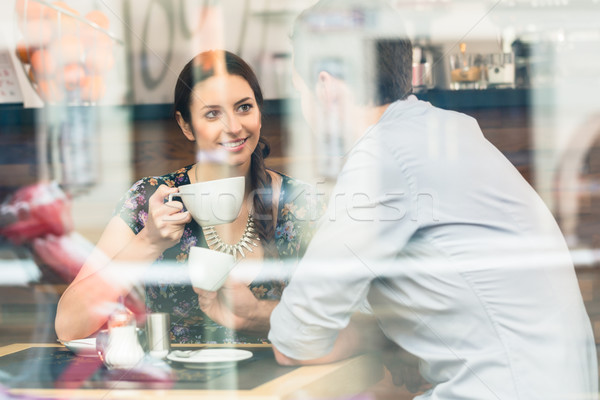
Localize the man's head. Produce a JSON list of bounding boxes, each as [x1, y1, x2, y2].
[[291, 0, 413, 107]]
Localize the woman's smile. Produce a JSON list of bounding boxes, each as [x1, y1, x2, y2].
[[220, 137, 248, 152]]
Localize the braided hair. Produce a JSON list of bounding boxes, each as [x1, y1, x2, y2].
[[174, 50, 277, 258]]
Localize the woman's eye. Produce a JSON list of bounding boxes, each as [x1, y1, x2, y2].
[[205, 110, 221, 119], [238, 104, 252, 113]]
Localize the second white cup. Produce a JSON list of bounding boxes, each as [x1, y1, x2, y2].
[[188, 246, 236, 291]]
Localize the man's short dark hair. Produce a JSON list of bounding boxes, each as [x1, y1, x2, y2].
[[373, 39, 413, 104]]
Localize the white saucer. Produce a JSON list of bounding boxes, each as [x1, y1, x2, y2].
[[167, 348, 253, 369], [60, 338, 98, 357]]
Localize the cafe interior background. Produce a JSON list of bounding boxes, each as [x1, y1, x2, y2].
[[0, 0, 600, 393]]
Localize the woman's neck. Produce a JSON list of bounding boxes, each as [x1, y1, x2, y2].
[[192, 161, 250, 184]]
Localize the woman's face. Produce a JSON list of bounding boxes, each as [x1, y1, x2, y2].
[[182, 73, 261, 169]]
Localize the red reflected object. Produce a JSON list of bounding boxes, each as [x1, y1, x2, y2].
[[0, 181, 73, 245], [32, 233, 92, 282]]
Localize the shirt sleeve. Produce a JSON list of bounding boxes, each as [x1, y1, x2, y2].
[[268, 136, 419, 360], [113, 178, 159, 234]]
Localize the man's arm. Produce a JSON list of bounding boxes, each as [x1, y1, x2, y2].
[[272, 314, 363, 365], [272, 313, 386, 365], [269, 141, 417, 355], [272, 313, 429, 393]]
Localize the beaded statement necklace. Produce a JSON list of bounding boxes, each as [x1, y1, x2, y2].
[[203, 214, 260, 260]]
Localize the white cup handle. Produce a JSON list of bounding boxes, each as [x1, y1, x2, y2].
[[167, 192, 193, 203]]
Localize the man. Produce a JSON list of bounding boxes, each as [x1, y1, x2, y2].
[[267, 0, 598, 399]]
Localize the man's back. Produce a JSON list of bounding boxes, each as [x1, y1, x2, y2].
[[271, 95, 597, 399], [360, 96, 598, 399]]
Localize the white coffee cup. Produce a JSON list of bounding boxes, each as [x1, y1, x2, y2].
[[168, 176, 245, 226], [188, 246, 236, 291]]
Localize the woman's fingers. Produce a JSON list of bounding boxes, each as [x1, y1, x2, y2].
[[193, 287, 208, 296], [194, 287, 217, 299], [196, 289, 218, 309], [141, 185, 192, 247], [164, 199, 184, 212], [148, 186, 188, 222], [149, 185, 178, 208], [162, 201, 191, 223], [163, 211, 191, 223]]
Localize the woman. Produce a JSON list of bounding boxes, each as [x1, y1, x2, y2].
[[55, 50, 322, 343]]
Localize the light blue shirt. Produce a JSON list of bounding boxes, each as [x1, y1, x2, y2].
[[269, 96, 598, 399]]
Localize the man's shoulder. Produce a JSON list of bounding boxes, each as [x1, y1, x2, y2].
[[345, 98, 487, 182], [369, 99, 482, 148], [386, 98, 477, 127]]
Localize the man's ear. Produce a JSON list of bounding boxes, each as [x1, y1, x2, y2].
[[175, 111, 196, 142], [316, 71, 341, 107]]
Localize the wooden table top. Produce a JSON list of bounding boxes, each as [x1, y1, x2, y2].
[[0, 343, 383, 400]]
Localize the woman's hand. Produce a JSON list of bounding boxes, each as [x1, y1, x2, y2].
[[138, 185, 191, 252], [195, 279, 277, 333]]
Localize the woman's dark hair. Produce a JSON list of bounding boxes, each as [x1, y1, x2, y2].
[[174, 50, 277, 258]]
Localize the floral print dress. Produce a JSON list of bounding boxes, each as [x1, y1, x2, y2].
[[114, 165, 324, 343]]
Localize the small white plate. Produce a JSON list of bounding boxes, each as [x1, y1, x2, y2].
[[60, 338, 98, 357], [167, 348, 253, 369]]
